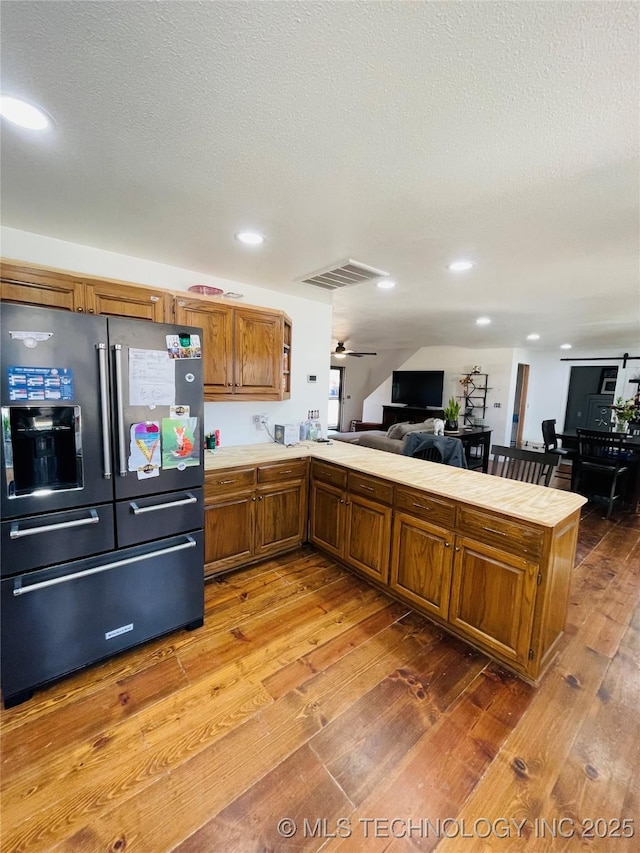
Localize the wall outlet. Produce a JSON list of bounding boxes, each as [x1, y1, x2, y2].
[[494, 402, 501, 408], [252, 414, 267, 430]]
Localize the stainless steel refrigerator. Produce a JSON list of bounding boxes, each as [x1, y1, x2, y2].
[[1, 303, 205, 707]]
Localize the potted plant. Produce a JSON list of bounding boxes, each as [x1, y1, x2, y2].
[[443, 396, 461, 431], [611, 396, 637, 433]]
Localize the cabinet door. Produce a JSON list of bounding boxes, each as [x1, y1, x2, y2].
[[256, 481, 307, 557], [449, 536, 538, 666], [309, 481, 344, 558], [390, 512, 453, 619], [203, 494, 255, 576], [344, 494, 392, 584], [234, 307, 282, 398], [84, 280, 165, 321], [174, 297, 234, 397], [1, 265, 85, 312]]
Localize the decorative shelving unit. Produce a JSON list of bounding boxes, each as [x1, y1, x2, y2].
[[458, 372, 490, 426]]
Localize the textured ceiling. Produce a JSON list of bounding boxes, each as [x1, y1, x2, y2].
[[1, 1, 638, 352]]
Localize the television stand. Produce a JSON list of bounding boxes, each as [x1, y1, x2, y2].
[[382, 405, 445, 429]]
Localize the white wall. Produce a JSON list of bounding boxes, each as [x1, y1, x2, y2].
[[357, 343, 640, 448], [1, 227, 333, 446], [362, 346, 518, 445], [331, 348, 417, 430], [519, 346, 639, 444]]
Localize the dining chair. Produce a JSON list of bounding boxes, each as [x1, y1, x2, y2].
[[574, 429, 631, 519], [541, 419, 577, 482], [490, 445, 559, 486], [411, 444, 443, 463]]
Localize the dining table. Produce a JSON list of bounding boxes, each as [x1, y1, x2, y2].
[[557, 429, 640, 513]]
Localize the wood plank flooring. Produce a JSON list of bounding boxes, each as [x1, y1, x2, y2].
[[1, 497, 638, 852]]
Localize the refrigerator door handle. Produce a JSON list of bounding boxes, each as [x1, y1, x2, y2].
[[97, 343, 113, 479], [10, 509, 100, 539], [129, 493, 197, 514], [12, 536, 197, 596], [113, 344, 128, 477]]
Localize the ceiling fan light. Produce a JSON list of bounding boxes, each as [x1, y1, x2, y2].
[[334, 352, 346, 359]]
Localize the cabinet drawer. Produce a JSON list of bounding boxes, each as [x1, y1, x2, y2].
[[205, 467, 256, 501], [257, 459, 308, 484], [456, 505, 544, 559], [394, 487, 455, 528], [311, 461, 347, 489], [347, 471, 394, 505]]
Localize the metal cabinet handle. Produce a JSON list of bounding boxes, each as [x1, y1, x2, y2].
[[113, 344, 127, 477], [444, 542, 451, 547], [412, 502, 430, 510], [482, 525, 507, 537], [357, 484, 374, 491], [218, 479, 235, 485], [10, 509, 99, 539], [96, 343, 112, 479], [129, 494, 197, 514], [12, 536, 196, 596]]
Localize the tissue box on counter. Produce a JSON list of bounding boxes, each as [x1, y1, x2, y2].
[[274, 423, 300, 445]]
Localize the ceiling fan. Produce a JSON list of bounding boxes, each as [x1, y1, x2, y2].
[[332, 341, 377, 359]]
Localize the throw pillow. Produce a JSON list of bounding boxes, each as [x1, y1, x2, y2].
[[386, 419, 437, 440]]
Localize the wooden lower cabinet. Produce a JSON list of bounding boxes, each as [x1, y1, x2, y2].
[[204, 492, 254, 570], [204, 460, 308, 577], [309, 463, 580, 683], [344, 494, 391, 583], [309, 463, 392, 584], [256, 481, 307, 557], [448, 536, 539, 667], [390, 512, 453, 620]]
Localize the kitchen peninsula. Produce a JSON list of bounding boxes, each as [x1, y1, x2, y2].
[[205, 441, 586, 684]]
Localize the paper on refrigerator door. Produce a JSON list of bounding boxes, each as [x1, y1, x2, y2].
[[128, 422, 161, 479], [128, 348, 176, 407]]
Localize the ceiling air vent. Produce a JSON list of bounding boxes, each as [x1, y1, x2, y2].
[[298, 259, 389, 291]]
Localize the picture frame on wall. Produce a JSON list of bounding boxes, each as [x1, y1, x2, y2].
[[599, 367, 617, 394]]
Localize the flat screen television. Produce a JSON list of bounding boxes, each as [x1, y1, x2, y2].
[[391, 370, 445, 408]]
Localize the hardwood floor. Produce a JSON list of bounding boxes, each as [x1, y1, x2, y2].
[[1, 497, 638, 852]]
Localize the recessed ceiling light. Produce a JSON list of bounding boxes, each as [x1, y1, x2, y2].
[[235, 231, 265, 246], [377, 279, 396, 289], [527, 333, 540, 341], [448, 260, 474, 272], [0, 95, 50, 130], [560, 343, 572, 350], [476, 317, 491, 325]]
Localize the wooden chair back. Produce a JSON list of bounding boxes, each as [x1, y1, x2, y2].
[[541, 419, 559, 452], [411, 445, 443, 463], [490, 444, 559, 486]]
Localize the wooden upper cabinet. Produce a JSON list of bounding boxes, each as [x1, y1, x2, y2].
[[84, 280, 165, 321], [174, 297, 234, 396], [234, 307, 282, 398], [172, 295, 290, 402], [0, 260, 166, 321], [1, 261, 293, 401], [0, 263, 85, 312]]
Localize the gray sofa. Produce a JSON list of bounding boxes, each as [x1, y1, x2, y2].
[[332, 418, 439, 454]]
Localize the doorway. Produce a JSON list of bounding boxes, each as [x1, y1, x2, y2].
[[510, 364, 529, 447], [328, 366, 344, 430]]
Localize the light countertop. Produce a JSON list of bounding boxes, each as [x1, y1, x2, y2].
[[204, 440, 586, 527]]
